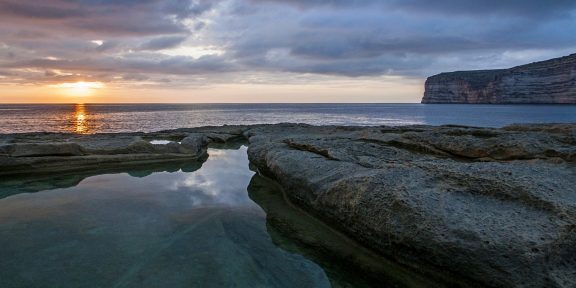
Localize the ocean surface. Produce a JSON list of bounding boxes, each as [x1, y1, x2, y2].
[[0, 103, 575, 134]]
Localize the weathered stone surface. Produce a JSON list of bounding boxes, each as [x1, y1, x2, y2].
[[1, 123, 575, 287], [0, 126, 253, 177], [6, 143, 86, 157], [422, 53, 576, 104], [246, 123, 576, 288], [0, 130, 238, 176], [247, 174, 467, 287], [180, 134, 208, 155]]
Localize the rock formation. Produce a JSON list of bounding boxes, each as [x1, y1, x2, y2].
[[1, 123, 575, 287], [0, 128, 242, 176], [422, 53, 576, 104], [245, 123, 576, 287]]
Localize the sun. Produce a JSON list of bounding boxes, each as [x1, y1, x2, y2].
[[49, 81, 105, 97]]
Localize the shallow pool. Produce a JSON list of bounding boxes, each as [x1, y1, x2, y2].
[[0, 146, 446, 288]]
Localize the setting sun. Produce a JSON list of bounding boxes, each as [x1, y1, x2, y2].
[[48, 82, 105, 97]]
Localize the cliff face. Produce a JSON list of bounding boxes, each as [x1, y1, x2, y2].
[[422, 53, 576, 104]]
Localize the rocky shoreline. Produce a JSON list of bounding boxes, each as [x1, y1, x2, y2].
[[1, 123, 575, 287]]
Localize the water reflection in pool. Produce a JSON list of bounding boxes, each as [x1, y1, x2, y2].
[[0, 146, 333, 288], [0, 146, 447, 288]]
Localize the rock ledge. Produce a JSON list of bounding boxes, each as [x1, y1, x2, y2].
[[2, 123, 575, 287]]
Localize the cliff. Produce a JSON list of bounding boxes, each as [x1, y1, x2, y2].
[[422, 53, 576, 104]]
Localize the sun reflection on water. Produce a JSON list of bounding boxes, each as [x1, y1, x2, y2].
[[73, 104, 90, 134]]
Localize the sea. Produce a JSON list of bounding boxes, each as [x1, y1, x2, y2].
[[1, 103, 575, 287], [0, 103, 575, 134]]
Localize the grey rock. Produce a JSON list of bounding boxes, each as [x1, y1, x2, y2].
[[422, 53, 576, 104], [154, 141, 181, 154], [180, 134, 208, 155], [1, 123, 575, 288], [246, 123, 576, 288], [0, 144, 12, 155], [9, 143, 86, 157], [0, 133, 212, 176], [77, 136, 161, 154]]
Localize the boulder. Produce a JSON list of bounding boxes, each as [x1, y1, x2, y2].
[[180, 134, 208, 156]]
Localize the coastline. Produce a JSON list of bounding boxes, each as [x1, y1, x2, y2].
[[1, 123, 575, 287]]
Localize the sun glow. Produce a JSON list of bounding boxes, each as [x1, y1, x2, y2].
[[73, 103, 90, 134], [49, 81, 105, 97]]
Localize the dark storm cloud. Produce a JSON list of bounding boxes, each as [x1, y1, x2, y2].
[[0, 0, 214, 36], [283, 55, 432, 77], [289, 35, 481, 59], [121, 74, 151, 81], [0, 0, 575, 85], [139, 36, 189, 51], [163, 0, 216, 19], [252, 0, 576, 17], [393, 0, 576, 17], [0, 0, 94, 19], [204, 0, 574, 77], [6, 54, 237, 76]]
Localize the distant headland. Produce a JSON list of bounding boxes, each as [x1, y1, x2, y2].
[[422, 53, 576, 104]]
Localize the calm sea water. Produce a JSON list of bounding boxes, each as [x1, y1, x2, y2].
[[0, 146, 441, 287], [0, 103, 574, 134]]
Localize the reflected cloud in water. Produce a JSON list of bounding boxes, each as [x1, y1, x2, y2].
[[0, 147, 256, 217], [0, 146, 331, 287], [0, 146, 447, 287], [28, 146, 258, 210], [168, 147, 256, 207]]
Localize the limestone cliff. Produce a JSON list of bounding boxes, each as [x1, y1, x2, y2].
[[422, 53, 576, 104]]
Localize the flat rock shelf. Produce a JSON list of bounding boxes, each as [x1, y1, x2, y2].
[[1, 123, 575, 287]]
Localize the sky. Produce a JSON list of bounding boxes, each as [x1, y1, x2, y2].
[[0, 0, 575, 103]]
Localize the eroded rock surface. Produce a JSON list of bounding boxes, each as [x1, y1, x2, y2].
[[0, 126, 248, 176], [1, 123, 575, 287], [246, 123, 576, 288]]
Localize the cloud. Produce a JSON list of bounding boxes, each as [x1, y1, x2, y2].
[[0, 0, 215, 37], [163, 0, 216, 19], [210, 0, 576, 76], [6, 53, 237, 77], [139, 36, 189, 51], [251, 0, 576, 18], [0, 1, 86, 19], [0, 0, 575, 89]]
